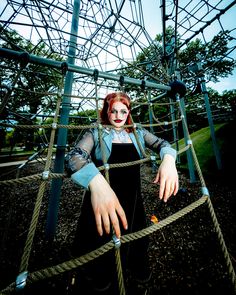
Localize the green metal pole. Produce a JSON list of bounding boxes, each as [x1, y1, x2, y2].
[[147, 90, 158, 173], [46, 0, 81, 239], [179, 96, 196, 183], [199, 75, 222, 170], [0, 48, 171, 91], [169, 97, 180, 163]]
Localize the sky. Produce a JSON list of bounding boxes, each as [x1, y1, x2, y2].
[[0, 0, 235, 94], [141, 1, 236, 94]]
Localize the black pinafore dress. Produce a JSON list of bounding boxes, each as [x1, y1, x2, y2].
[[72, 143, 149, 288]]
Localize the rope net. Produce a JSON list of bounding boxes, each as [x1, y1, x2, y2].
[[0, 0, 236, 294]]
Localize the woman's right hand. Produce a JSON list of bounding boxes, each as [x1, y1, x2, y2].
[[89, 173, 128, 239]]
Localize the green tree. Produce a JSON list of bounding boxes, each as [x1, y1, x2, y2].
[[184, 88, 236, 132], [179, 30, 235, 85], [119, 27, 235, 135], [120, 27, 235, 90], [67, 109, 97, 145], [0, 25, 64, 150]]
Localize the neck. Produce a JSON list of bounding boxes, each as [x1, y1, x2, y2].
[[114, 127, 124, 132], [111, 128, 131, 143]]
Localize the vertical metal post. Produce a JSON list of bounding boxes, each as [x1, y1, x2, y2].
[[199, 75, 222, 170], [164, 33, 180, 163], [46, 0, 81, 239], [179, 96, 196, 183], [147, 90, 157, 173], [169, 97, 180, 163]]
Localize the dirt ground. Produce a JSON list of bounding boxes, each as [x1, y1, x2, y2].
[[0, 161, 235, 294]]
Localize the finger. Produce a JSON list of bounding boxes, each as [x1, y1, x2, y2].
[[109, 211, 121, 239], [101, 212, 111, 235], [159, 178, 166, 200], [116, 206, 128, 232], [173, 179, 179, 195], [153, 172, 160, 184], [95, 214, 103, 236], [164, 178, 178, 201], [163, 183, 171, 202]]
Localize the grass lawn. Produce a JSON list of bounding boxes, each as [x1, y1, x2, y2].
[[177, 121, 235, 177]]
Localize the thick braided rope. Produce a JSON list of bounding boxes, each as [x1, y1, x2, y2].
[[0, 155, 231, 294], [0, 241, 114, 294], [0, 147, 190, 187], [130, 116, 147, 157], [0, 282, 15, 294], [0, 123, 95, 130], [114, 249, 126, 295], [2, 91, 233, 294], [19, 181, 47, 272], [96, 145, 189, 172], [18, 76, 64, 274], [0, 119, 182, 131], [149, 102, 181, 134], [177, 95, 236, 291], [177, 144, 191, 154], [206, 197, 236, 292], [121, 195, 208, 244], [0, 173, 64, 186], [0, 196, 207, 295], [176, 97, 206, 187], [28, 242, 114, 281], [93, 83, 125, 294], [1, 190, 230, 293], [132, 100, 178, 106], [141, 118, 182, 129]]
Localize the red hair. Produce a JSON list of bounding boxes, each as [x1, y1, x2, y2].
[[100, 92, 133, 132]]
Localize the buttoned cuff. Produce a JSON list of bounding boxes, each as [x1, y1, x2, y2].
[[160, 147, 177, 161], [71, 163, 100, 189]]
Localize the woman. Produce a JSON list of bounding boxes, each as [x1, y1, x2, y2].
[[66, 92, 179, 294]]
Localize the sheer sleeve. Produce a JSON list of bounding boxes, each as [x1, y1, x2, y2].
[[142, 128, 177, 160], [65, 130, 95, 175]]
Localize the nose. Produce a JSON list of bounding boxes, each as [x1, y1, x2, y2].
[[115, 111, 122, 119]]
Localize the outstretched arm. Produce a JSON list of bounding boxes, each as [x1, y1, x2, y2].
[[142, 128, 179, 201], [89, 173, 128, 238], [66, 130, 128, 238]]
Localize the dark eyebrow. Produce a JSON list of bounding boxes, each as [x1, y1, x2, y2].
[[111, 107, 128, 111]]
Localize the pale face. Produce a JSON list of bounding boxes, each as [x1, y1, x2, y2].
[[107, 101, 129, 130]]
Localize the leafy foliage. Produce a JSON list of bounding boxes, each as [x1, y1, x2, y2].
[[184, 88, 236, 133], [120, 28, 235, 92], [119, 27, 236, 136], [0, 26, 64, 150], [179, 31, 235, 86]]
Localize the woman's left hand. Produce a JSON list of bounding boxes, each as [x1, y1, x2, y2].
[[153, 154, 179, 202]]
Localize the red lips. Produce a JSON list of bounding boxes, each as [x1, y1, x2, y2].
[[114, 120, 122, 123]]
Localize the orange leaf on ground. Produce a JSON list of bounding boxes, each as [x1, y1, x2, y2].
[[151, 215, 158, 224]]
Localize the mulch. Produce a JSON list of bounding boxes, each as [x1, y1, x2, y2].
[[0, 160, 235, 294]]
